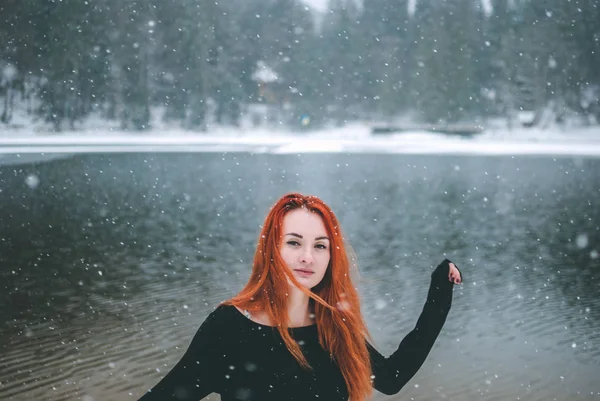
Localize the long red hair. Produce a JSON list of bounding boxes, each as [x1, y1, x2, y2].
[[223, 192, 373, 401]]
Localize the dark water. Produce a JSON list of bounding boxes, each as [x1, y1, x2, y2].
[[0, 153, 599, 401]]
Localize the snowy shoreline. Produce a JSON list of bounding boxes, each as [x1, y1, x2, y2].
[[1, 123, 600, 159]]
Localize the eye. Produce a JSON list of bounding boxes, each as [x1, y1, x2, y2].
[[286, 240, 300, 246], [315, 243, 328, 250]]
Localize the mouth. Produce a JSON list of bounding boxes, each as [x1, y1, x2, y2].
[[293, 269, 315, 276]]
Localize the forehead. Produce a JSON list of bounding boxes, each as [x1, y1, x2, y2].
[[282, 208, 327, 233]]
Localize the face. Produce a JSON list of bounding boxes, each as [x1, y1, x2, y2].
[[280, 208, 331, 289]]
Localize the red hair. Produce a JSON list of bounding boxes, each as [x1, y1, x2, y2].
[[223, 192, 373, 401]]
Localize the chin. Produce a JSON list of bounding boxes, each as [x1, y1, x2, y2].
[[294, 280, 317, 290], [303, 276, 326, 290], [290, 274, 324, 290]]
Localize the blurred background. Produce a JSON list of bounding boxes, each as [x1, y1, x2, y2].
[[0, 0, 599, 132], [1, 1, 600, 401]]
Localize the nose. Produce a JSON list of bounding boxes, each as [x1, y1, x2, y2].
[[300, 248, 314, 265]]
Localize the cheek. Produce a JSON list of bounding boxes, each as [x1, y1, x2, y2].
[[318, 253, 331, 270], [280, 248, 296, 266]]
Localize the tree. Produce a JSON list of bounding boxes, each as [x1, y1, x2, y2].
[[409, 0, 482, 123], [360, 0, 412, 118], [318, 0, 363, 124]]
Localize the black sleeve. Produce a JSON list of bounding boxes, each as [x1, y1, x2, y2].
[[368, 259, 461, 395], [137, 307, 224, 400]]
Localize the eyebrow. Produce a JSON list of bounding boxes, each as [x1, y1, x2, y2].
[[285, 232, 330, 241]]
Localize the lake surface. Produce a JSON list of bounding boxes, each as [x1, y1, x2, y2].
[[0, 152, 599, 401]]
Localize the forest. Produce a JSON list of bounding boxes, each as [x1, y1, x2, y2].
[[1, 0, 599, 131]]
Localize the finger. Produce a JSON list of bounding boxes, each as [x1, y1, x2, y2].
[[449, 263, 462, 281], [450, 271, 461, 284]]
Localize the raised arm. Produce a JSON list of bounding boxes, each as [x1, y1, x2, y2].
[[137, 308, 224, 400], [368, 259, 461, 395]]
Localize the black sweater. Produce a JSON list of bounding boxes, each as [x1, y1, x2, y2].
[[138, 259, 459, 401]]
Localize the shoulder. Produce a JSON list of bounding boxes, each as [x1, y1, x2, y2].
[[204, 303, 239, 326], [193, 303, 240, 338], [184, 304, 242, 352]]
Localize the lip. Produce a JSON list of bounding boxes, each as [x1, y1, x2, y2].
[[293, 269, 314, 276]]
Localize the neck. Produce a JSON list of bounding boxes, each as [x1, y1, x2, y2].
[[287, 285, 312, 327]]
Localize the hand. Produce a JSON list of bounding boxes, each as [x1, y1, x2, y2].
[[448, 262, 462, 284]]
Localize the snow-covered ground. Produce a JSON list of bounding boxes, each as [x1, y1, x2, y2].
[[2, 94, 599, 158], [1, 97, 600, 165], [1, 121, 600, 158]]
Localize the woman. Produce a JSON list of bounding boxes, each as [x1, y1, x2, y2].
[[138, 192, 462, 401]]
